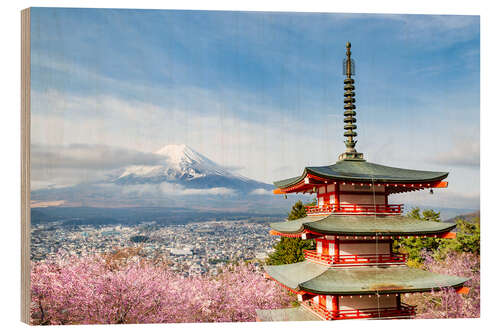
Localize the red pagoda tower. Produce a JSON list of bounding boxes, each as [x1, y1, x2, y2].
[[256, 42, 469, 321]]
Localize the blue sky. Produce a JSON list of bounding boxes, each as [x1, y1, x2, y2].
[[30, 8, 480, 209]]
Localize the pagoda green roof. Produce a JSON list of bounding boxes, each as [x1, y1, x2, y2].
[[269, 215, 456, 236], [256, 307, 321, 321], [274, 160, 448, 188], [264, 261, 468, 295]]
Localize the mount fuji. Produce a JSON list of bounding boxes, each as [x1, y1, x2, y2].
[[113, 144, 273, 193], [31, 144, 286, 211]]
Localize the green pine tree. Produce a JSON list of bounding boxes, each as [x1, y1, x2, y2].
[[393, 207, 443, 266], [266, 201, 315, 265], [393, 207, 480, 266], [449, 217, 480, 254]]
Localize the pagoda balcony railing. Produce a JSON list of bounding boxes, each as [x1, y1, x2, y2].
[[303, 300, 416, 320], [306, 203, 403, 216], [304, 250, 407, 266]]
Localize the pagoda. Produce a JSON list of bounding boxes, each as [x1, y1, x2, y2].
[[256, 42, 469, 321]]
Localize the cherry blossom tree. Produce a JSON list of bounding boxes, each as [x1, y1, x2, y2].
[[31, 249, 293, 325], [405, 251, 480, 319]]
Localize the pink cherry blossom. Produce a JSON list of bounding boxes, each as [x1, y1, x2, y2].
[[30, 249, 293, 325], [404, 251, 480, 319]]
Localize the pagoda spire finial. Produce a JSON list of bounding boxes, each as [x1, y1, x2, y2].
[[339, 41, 364, 161]]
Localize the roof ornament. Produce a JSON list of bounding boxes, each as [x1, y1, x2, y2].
[[339, 42, 365, 161]]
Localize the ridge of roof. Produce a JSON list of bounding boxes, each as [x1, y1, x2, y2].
[[274, 160, 449, 189]]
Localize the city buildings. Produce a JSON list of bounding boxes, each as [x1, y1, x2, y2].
[[31, 219, 277, 276]]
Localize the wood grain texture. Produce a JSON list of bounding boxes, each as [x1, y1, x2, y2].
[[21, 7, 31, 325]]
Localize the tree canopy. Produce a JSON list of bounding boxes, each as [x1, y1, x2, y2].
[[266, 201, 315, 265], [394, 208, 480, 266]]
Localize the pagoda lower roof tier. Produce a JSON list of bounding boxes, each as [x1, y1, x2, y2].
[[269, 214, 456, 236], [256, 307, 320, 321], [264, 261, 468, 295], [274, 160, 448, 190]]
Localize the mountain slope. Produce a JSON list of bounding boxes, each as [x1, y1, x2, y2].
[[114, 144, 272, 192]]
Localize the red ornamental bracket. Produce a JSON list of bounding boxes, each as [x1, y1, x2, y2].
[[301, 232, 320, 240], [297, 293, 316, 302], [455, 286, 470, 295], [440, 232, 457, 239], [269, 229, 302, 238]]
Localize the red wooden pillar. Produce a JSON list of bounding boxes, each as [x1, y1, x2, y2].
[[333, 296, 339, 319], [334, 183, 340, 211], [334, 237, 340, 263], [319, 295, 326, 308]]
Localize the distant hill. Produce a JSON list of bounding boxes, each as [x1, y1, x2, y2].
[[31, 206, 287, 226], [445, 210, 480, 223]]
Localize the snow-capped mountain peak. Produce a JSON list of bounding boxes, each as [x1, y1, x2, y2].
[[115, 144, 258, 189], [153, 144, 235, 178], [155, 144, 196, 165]]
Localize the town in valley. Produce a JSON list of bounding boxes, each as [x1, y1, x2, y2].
[[31, 218, 280, 276]]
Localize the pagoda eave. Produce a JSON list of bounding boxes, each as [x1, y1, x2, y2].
[[269, 229, 456, 238], [274, 177, 448, 195], [264, 262, 469, 296], [269, 215, 457, 237], [273, 161, 449, 193], [256, 307, 321, 321]]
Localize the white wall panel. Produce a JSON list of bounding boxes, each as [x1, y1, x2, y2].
[[339, 294, 397, 310], [339, 242, 390, 255], [340, 194, 385, 205]]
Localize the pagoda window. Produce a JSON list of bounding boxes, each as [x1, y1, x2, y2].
[[328, 241, 336, 255], [329, 194, 335, 204], [318, 197, 324, 207], [325, 295, 333, 311], [317, 240, 323, 254]]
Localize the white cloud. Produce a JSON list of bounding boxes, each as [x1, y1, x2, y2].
[[432, 141, 479, 168], [30, 88, 344, 185], [392, 189, 479, 210], [112, 182, 235, 197], [30, 143, 165, 190], [32, 143, 164, 170], [378, 14, 479, 48], [250, 188, 273, 195]]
